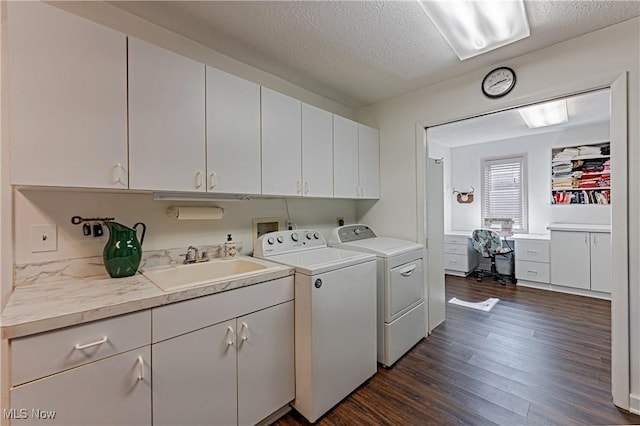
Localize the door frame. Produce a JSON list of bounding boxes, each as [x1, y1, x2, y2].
[[416, 72, 629, 410]]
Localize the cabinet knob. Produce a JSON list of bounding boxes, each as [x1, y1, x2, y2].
[[227, 326, 235, 346], [196, 172, 203, 189]]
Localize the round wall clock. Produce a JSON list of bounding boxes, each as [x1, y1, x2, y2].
[[482, 67, 516, 98]]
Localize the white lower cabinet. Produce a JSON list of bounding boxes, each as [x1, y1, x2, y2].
[[550, 229, 611, 293], [514, 238, 550, 284], [443, 234, 477, 276], [152, 277, 295, 426], [9, 310, 152, 426], [11, 348, 151, 426]]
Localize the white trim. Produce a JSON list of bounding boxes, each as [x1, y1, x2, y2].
[[630, 393, 640, 415], [418, 72, 630, 411]]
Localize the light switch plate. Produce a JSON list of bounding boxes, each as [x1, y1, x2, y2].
[[31, 224, 57, 253]]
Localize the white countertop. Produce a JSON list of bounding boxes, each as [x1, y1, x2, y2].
[[547, 223, 611, 232], [1, 256, 293, 340], [510, 233, 551, 241]]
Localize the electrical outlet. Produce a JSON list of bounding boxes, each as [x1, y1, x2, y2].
[[31, 224, 57, 253], [337, 217, 345, 227]]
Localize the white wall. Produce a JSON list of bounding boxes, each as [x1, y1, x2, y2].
[[446, 122, 610, 234], [357, 18, 639, 410]]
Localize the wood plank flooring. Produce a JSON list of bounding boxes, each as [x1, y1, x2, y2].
[[275, 275, 640, 425]]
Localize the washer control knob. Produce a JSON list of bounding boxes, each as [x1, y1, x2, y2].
[[306, 232, 312, 240], [354, 228, 361, 235], [291, 232, 299, 242], [277, 236, 284, 243], [313, 232, 320, 239], [267, 237, 275, 245]]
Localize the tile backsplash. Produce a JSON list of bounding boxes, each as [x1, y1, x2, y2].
[[14, 242, 242, 287]]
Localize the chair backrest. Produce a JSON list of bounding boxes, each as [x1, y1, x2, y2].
[[471, 228, 504, 258]]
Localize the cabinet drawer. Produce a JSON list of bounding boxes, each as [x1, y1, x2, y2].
[[444, 243, 468, 255], [153, 276, 294, 343], [444, 235, 468, 245], [444, 253, 471, 272], [11, 310, 151, 386], [515, 260, 550, 283], [515, 240, 550, 262]]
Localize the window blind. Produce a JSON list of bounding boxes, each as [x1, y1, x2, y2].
[[482, 156, 527, 231]]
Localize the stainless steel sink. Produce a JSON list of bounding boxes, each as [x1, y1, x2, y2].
[[142, 258, 278, 292]]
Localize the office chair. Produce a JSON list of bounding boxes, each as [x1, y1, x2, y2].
[[471, 228, 516, 285]]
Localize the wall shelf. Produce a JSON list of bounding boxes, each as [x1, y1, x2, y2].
[[551, 142, 610, 205]]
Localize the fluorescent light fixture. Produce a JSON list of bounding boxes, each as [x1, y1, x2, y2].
[[153, 192, 249, 201], [417, 0, 530, 60], [518, 100, 569, 128]]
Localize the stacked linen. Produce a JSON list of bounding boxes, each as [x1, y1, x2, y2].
[[553, 147, 579, 160], [578, 145, 602, 156]]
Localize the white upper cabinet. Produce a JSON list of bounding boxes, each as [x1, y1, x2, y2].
[[358, 124, 380, 199], [8, 1, 128, 189], [333, 117, 380, 199], [128, 37, 206, 192], [261, 87, 302, 196], [333, 116, 360, 198], [302, 103, 334, 197], [206, 67, 261, 195]]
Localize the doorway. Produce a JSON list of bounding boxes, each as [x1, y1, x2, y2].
[[419, 77, 629, 410]]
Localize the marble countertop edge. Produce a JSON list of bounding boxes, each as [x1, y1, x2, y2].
[[1, 259, 294, 340]]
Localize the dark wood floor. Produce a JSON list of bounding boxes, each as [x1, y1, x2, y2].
[[275, 275, 640, 425]]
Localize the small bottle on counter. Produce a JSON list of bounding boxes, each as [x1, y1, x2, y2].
[[224, 234, 237, 259]]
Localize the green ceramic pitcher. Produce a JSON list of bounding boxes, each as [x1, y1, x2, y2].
[[103, 221, 146, 278]]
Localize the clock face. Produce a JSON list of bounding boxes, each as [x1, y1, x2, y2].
[[482, 67, 516, 98]]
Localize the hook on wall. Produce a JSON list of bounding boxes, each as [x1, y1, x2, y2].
[[452, 186, 474, 203]]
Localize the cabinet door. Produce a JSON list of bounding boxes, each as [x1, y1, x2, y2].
[[261, 88, 302, 196], [590, 232, 612, 293], [358, 124, 380, 199], [152, 321, 237, 426], [8, 2, 128, 189], [550, 231, 590, 289], [128, 37, 206, 192], [206, 67, 261, 194], [302, 103, 334, 197], [333, 115, 359, 198], [11, 348, 151, 426], [237, 301, 295, 426]]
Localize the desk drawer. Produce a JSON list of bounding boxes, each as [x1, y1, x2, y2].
[[444, 253, 471, 272], [515, 240, 550, 262], [444, 243, 468, 255], [444, 235, 468, 245], [12, 310, 151, 386], [516, 260, 550, 283]]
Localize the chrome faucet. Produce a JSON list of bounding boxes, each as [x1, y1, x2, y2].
[[183, 246, 209, 264]]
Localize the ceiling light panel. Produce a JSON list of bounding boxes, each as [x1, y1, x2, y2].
[[418, 0, 530, 60], [518, 99, 569, 128]]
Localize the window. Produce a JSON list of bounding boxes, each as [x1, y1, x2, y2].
[[482, 155, 527, 232]]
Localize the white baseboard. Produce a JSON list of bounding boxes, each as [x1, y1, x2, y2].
[[630, 393, 640, 415]]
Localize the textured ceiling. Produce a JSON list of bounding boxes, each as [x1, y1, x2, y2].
[[427, 89, 610, 148], [108, 1, 640, 109]]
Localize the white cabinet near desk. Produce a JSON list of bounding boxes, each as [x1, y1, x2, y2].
[[514, 238, 550, 284], [8, 1, 128, 189], [444, 234, 478, 276], [549, 224, 611, 295]]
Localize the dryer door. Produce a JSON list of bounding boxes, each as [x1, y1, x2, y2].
[[388, 259, 424, 321]]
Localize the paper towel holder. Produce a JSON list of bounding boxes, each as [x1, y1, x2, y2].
[[166, 206, 224, 220]]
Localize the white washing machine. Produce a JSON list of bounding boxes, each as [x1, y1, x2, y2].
[[254, 229, 377, 423], [330, 224, 426, 367]]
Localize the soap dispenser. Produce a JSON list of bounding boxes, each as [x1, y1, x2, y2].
[[224, 234, 237, 259]]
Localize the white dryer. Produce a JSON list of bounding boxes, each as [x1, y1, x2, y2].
[[254, 229, 377, 423], [330, 224, 426, 367]]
